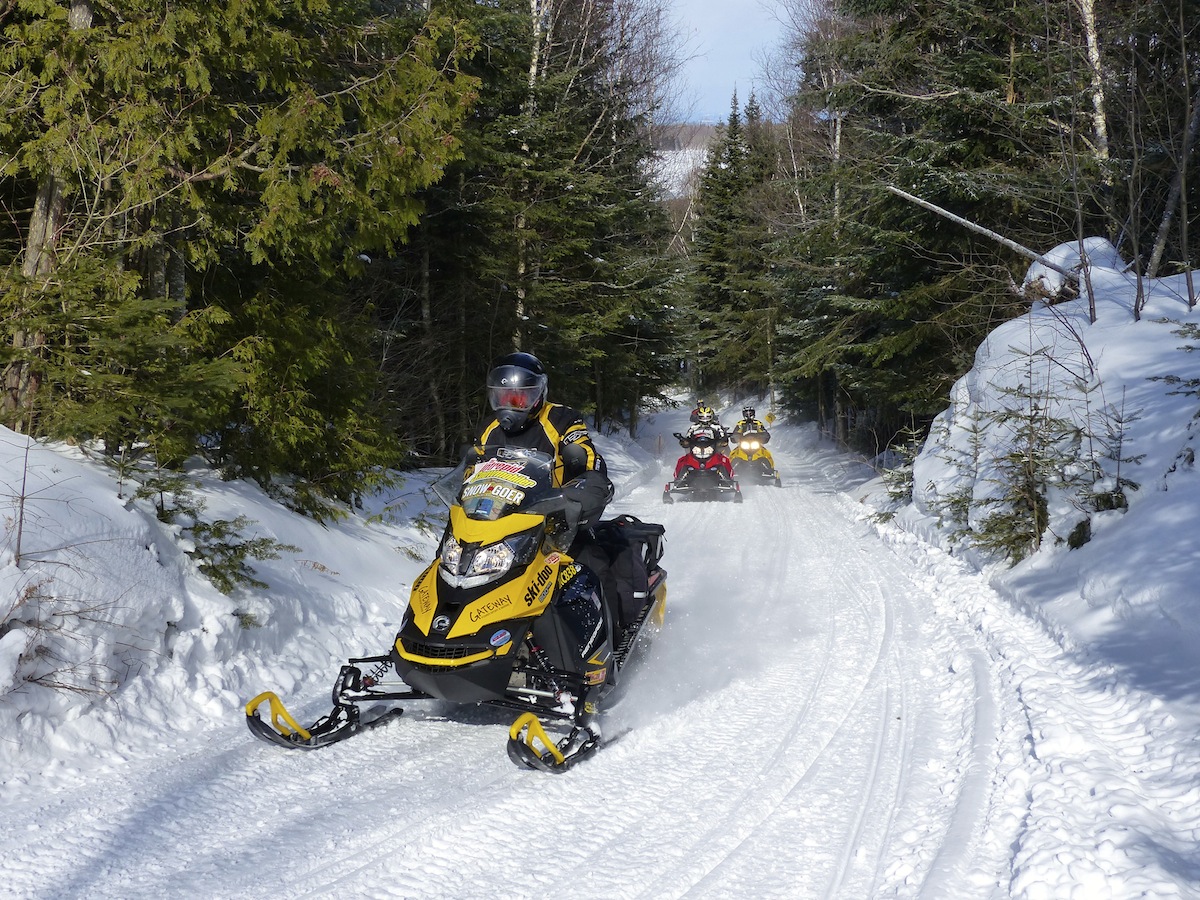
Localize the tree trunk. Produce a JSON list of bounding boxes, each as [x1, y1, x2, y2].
[[454, 172, 472, 455], [4, 0, 94, 431], [4, 177, 65, 430], [1147, 83, 1200, 279], [168, 211, 187, 319], [421, 242, 447, 460], [885, 186, 1077, 280], [1075, 0, 1111, 176], [513, 0, 553, 349], [593, 358, 603, 431]]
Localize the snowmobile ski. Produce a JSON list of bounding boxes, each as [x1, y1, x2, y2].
[[244, 690, 405, 750], [506, 712, 601, 772], [245, 657, 421, 750]]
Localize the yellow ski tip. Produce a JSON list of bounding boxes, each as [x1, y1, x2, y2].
[[245, 691, 312, 741], [508, 712, 565, 766]]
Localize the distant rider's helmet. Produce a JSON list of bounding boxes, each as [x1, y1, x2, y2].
[[487, 352, 548, 434], [742, 406, 755, 422], [696, 405, 715, 424]]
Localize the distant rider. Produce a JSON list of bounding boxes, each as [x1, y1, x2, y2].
[[732, 406, 770, 444], [689, 400, 714, 424], [674, 422, 735, 480], [683, 403, 730, 449]]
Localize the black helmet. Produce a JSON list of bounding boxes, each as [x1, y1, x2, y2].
[[487, 352, 548, 433], [742, 406, 755, 420]]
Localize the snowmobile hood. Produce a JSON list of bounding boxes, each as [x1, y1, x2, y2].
[[449, 505, 544, 545]]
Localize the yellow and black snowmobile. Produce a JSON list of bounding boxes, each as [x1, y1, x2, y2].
[[245, 449, 667, 772], [729, 421, 781, 487]]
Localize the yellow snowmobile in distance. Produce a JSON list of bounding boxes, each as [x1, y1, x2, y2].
[[245, 448, 667, 772], [730, 423, 782, 487]]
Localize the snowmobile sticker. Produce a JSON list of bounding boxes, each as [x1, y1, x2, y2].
[[490, 629, 512, 648], [472, 460, 536, 488], [523, 563, 556, 607], [469, 594, 515, 623], [587, 650, 611, 667], [462, 481, 527, 504], [411, 566, 436, 617], [558, 563, 582, 586], [581, 615, 604, 657]]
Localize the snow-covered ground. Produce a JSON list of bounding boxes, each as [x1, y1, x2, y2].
[[3, 240, 1200, 898], [651, 142, 708, 198]]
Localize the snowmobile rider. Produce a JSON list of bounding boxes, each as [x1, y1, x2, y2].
[[469, 351, 612, 517], [467, 350, 619, 615], [683, 403, 730, 449], [732, 406, 770, 442], [672, 422, 735, 480]]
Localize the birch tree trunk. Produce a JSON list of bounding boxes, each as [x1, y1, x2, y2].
[[1075, 0, 1111, 169], [514, 0, 551, 347]]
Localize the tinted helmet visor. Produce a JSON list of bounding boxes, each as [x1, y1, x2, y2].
[[488, 383, 543, 412]]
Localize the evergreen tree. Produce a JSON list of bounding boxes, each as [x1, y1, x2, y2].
[[689, 93, 782, 397], [1, 0, 476, 499], [770, 0, 1076, 450], [378, 0, 679, 458]]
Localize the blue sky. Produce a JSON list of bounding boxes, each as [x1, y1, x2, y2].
[[674, 0, 784, 123]]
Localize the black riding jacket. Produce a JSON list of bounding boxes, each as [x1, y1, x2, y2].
[[469, 402, 607, 487], [734, 418, 770, 440]]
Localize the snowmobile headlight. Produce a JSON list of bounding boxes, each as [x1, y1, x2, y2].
[[468, 541, 516, 577], [502, 533, 539, 567], [694, 445, 713, 459], [743, 440, 760, 450], [440, 534, 535, 588], [440, 534, 464, 573]]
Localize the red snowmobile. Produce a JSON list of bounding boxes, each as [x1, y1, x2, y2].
[[662, 428, 742, 503]]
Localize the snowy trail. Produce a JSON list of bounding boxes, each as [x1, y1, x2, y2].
[[0, 428, 1037, 899], [10, 247, 1200, 899]]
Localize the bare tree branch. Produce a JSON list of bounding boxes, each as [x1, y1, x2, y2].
[[885, 185, 1077, 281]]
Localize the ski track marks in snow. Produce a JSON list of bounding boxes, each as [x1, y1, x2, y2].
[[874, 517, 1200, 900], [0, 436, 995, 899]]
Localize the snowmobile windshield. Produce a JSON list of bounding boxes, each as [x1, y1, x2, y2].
[[459, 450, 556, 521]]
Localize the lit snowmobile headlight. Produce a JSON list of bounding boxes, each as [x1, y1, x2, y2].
[[439, 534, 536, 589], [441, 534, 464, 572], [742, 440, 760, 450]]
